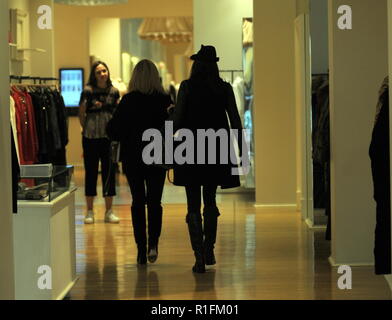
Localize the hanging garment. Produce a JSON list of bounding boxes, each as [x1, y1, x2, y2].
[[242, 19, 253, 46], [28, 88, 68, 165], [52, 90, 68, 165], [12, 85, 69, 166], [29, 91, 50, 162], [11, 88, 39, 164], [311, 78, 331, 240], [312, 76, 329, 209], [232, 76, 245, 123], [11, 129, 20, 213], [369, 76, 391, 275], [10, 96, 20, 163], [243, 46, 253, 98]]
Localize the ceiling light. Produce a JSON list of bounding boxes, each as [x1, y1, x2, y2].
[[54, 0, 128, 6]]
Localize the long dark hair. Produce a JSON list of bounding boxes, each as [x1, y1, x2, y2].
[[87, 60, 113, 88], [190, 60, 223, 92], [190, 60, 220, 80]]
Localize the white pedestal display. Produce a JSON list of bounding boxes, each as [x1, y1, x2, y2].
[[13, 189, 77, 300]]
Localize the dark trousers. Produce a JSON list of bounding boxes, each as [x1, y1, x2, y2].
[[123, 162, 166, 247], [82, 137, 116, 197], [185, 185, 218, 213]]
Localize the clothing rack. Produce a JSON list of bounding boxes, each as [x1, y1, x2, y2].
[[10, 75, 59, 84], [12, 83, 58, 89], [219, 69, 243, 83]]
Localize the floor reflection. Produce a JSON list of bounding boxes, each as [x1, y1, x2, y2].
[[312, 229, 332, 300], [70, 168, 391, 300], [134, 267, 161, 299], [193, 270, 217, 300], [84, 225, 119, 300]]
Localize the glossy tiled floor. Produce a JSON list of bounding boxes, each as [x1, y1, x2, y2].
[[68, 167, 391, 300]]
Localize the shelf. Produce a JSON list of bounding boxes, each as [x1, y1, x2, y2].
[[9, 43, 17, 47], [17, 48, 46, 53], [11, 58, 29, 62]]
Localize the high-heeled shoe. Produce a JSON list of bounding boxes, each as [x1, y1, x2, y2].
[[204, 248, 216, 266], [192, 251, 206, 273], [148, 245, 158, 263], [137, 248, 147, 265]]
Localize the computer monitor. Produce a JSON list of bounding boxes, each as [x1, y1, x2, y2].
[[59, 68, 84, 115]]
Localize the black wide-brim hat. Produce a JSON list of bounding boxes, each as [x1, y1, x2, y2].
[[190, 45, 220, 62]]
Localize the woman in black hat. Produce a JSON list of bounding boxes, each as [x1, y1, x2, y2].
[[171, 45, 245, 273]]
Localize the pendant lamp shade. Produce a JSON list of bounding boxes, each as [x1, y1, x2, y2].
[[54, 0, 128, 5], [138, 17, 193, 43]]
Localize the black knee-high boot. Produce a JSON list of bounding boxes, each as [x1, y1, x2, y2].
[[147, 204, 162, 263], [203, 206, 220, 266], [186, 212, 205, 273], [131, 205, 147, 264]]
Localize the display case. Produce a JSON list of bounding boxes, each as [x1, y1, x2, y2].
[[14, 164, 78, 299], [17, 164, 74, 202]]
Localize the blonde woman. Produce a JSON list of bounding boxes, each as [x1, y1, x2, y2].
[[107, 59, 172, 265]]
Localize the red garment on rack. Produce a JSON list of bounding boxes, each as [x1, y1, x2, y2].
[[11, 87, 39, 164]]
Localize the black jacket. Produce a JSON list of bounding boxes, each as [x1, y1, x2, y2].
[[370, 87, 390, 202], [369, 79, 391, 275], [171, 78, 243, 188], [106, 90, 172, 165]]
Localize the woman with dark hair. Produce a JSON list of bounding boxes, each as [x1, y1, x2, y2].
[[79, 61, 120, 224], [171, 45, 244, 273], [107, 59, 172, 265]]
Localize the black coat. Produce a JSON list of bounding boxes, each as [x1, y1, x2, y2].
[[369, 85, 391, 275], [171, 78, 243, 188], [106, 90, 172, 166]]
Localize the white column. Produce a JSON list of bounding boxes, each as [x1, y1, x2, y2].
[[89, 18, 121, 79], [328, 0, 388, 265], [0, 0, 15, 300], [253, 0, 297, 210], [29, 0, 55, 77], [193, 0, 253, 71]]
